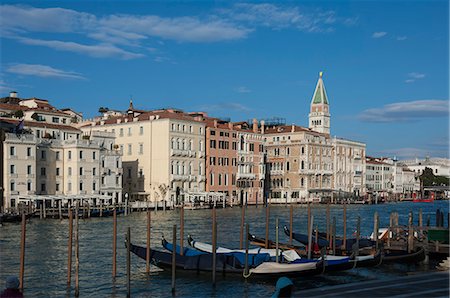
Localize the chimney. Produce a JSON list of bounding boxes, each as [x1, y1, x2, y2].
[[252, 118, 258, 133], [9, 91, 17, 98], [213, 119, 218, 128], [228, 122, 233, 130], [260, 120, 265, 134], [291, 124, 295, 132]]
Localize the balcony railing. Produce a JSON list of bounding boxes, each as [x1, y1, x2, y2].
[[270, 170, 284, 176], [170, 174, 190, 181], [198, 175, 206, 182], [237, 173, 256, 180]]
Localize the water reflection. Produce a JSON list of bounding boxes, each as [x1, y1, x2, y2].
[[0, 201, 448, 297]]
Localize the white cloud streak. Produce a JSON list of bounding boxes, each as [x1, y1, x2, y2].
[[405, 72, 425, 83], [236, 86, 251, 93], [396, 36, 407, 41], [358, 99, 449, 122], [7, 63, 86, 80], [199, 102, 251, 113], [372, 31, 387, 38]]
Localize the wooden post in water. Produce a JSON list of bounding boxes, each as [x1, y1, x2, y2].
[[146, 209, 151, 274], [67, 208, 73, 287], [74, 203, 79, 297], [212, 207, 217, 287], [388, 212, 393, 248], [59, 200, 62, 220], [275, 218, 279, 263], [289, 205, 293, 245], [171, 224, 176, 294], [315, 226, 319, 254], [19, 213, 26, 291], [307, 215, 314, 259], [332, 217, 336, 255], [180, 205, 184, 256], [239, 206, 245, 249], [419, 208, 423, 238], [39, 204, 42, 219], [265, 205, 270, 249], [100, 202, 103, 217], [355, 216, 361, 257], [126, 227, 131, 298], [43, 199, 46, 219], [326, 203, 330, 246], [343, 203, 347, 251], [112, 208, 117, 278], [408, 211, 413, 253], [307, 203, 311, 243], [244, 223, 249, 277], [373, 212, 379, 251]]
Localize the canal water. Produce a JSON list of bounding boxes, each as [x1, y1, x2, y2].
[[0, 201, 448, 297]]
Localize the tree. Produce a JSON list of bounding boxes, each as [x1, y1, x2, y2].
[[13, 110, 24, 118], [98, 107, 109, 113], [419, 167, 449, 186]]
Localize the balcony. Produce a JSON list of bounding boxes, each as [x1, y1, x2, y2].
[[270, 170, 284, 176], [11, 191, 19, 195], [116, 168, 123, 175], [354, 170, 363, 176], [237, 173, 256, 180], [170, 174, 189, 181], [171, 149, 190, 157], [188, 151, 196, 157], [198, 175, 206, 182], [189, 175, 197, 182], [198, 151, 205, 158], [27, 174, 35, 178]]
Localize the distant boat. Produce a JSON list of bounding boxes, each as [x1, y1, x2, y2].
[[0, 213, 33, 224], [413, 192, 434, 203]]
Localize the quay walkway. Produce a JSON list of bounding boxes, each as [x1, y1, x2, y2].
[[298, 271, 449, 297]]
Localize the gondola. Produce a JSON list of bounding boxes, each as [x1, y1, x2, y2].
[[0, 212, 33, 224], [248, 233, 382, 268], [382, 246, 426, 263], [284, 226, 376, 252], [89, 209, 124, 217], [128, 239, 324, 277]]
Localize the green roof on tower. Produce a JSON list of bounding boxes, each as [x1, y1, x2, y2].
[[311, 71, 329, 105]]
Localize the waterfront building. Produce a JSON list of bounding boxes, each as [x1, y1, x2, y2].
[[263, 124, 333, 203], [204, 117, 264, 205], [82, 103, 206, 207], [0, 93, 122, 211], [400, 157, 450, 177], [365, 157, 395, 200], [393, 162, 419, 199]]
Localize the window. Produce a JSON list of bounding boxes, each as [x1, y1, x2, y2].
[[40, 167, 46, 176], [79, 151, 83, 159], [27, 165, 32, 175], [27, 181, 32, 191], [79, 167, 83, 175], [140, 126, 144, 135], [10, 181, 15, 191], [68, 182, 72, 191], [218, 174, 222, 186], [10, 165, 15, 174], [93, 182, 96, 191], [41, 183, 46, 192], [301, 161, 305, 170], [93, 152, 96, 160], [210, 130, 215, 135], [52, 117, 59, 123], [210, 173, 214, 186], [139, 143, 143, 154], [128, 127, 132, 136], [210, 140, 216, 148], [56, 183, 60, 192], [128, 168, 132, 178], [93, 168, 97, 176], [200, 127, 203, 135], [56, 151, 60, 160], [68, 151, 72, 160], [102, 177, 105, 185], [79, 182, 83, 191], [68, 167, 72, 176], [10, 146, 16, 156], [27, 147, 32, 157], [286, 162, 290, 171], [41, 150, 46, 160], [119, 128, 124, 136], [56, 168, 60, 176], [128, 144, 132, 155], [116, 177, 120, 185]]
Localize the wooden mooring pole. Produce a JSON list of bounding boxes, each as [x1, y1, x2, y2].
[[332, 217, 336, 255], [75, 203, 80, 297], [275, 218, 279, 263], [180, 205, 184, 256], [112, 208, 117, 278], [19, 213, 26, 291], [343, 203, 347, 251], [171, 224, 176, 294], [126, 227, 131, 298], [408, 211, 413, 253], [373, 212, 379, 251], [59, 201, 62, 220], [244, 223, 249, 277], [67, 208, 73, 287], [239, 205, 245, 249], [326, 203, 330, 245], [146, 208, 151, 274], [307, 203, 311, 243], [265, 205, 270, 249], [212, 207, 217, 287], [307, 215, 314, 259], [289, 205, 293, 245]]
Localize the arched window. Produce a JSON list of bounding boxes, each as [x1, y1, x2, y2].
[[301, 160, 305, 170], [176, 138, 180, 150], [301, 178, 304, 187], [189, 139, 193, 151], [171, 162, 175, 174], [176, 161, 180, 175], [182, 162, 185, 175], [171, 138, 176, 149]]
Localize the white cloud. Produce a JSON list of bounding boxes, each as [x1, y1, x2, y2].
[[7, 63, 86, 80], [372, 31, 387, 38], [358, 99, 449, 122], [379, 147, 449, 159], [236, 86, 251, 93], [17, 37, 144, 60], [396, 36, 407, 41], [405, 72, 425, 83]]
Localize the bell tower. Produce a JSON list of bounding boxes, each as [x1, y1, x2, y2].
[[308, 71, 330, 134]]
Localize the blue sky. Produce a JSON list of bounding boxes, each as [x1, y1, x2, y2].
[[1, 1, 448, 159]]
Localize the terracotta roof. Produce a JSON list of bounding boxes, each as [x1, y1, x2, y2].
[[0, 117, 80, 131], [264, 125, 328, 137], [0, 103, 29, 111], [26, 108, 71, 116]]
